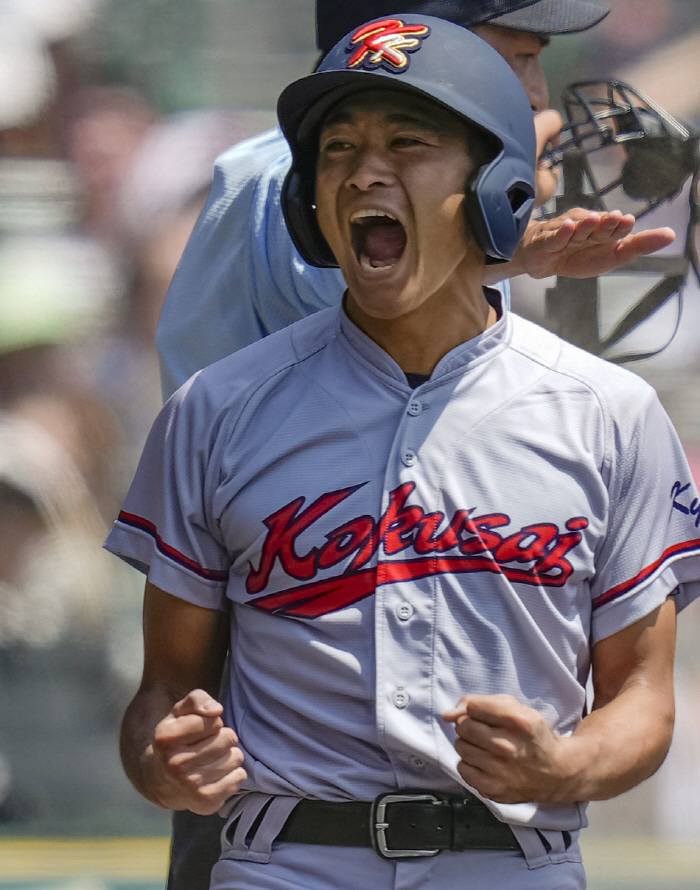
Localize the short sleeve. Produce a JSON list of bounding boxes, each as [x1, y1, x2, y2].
[[590, 386, 700, 642], [104, 378, 230, 611]]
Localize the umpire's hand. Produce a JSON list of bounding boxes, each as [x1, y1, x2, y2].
[[152, 689, 247, 815]]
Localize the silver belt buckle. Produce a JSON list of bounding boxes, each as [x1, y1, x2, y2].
[[371, 793, 442, 859]]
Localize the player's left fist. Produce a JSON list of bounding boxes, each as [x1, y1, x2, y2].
[[443, 693, 566, 805]]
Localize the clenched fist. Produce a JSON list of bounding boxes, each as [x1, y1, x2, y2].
[[151, 689, 247, 814], [443, 694, 571, 805]]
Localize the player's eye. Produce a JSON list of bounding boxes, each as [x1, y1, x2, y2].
[[320, 138, 354, 154], [391, 134, 431, 149]]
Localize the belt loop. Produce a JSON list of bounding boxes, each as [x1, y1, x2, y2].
[[537, 827, 578, 862], [507, 825, 549, 869], [450, 797, 467, 850], [507, 825, 582, 870], [220, 793, 300, 864], [248, 797, 301, 857]]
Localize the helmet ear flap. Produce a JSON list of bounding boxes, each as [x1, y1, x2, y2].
[[463, 159, 535, 261], [282, 164, 339, 268]]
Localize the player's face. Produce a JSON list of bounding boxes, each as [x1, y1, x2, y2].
[[315, 90, 483, 323], [472, 24, 550, 112]]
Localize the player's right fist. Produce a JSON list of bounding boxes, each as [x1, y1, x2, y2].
[[151, 689, 247, 815]]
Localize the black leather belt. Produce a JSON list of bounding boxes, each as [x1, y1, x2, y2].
[[276, 792, 520, 859]]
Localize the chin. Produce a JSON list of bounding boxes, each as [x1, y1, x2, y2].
[[348, 288, 425, 323]]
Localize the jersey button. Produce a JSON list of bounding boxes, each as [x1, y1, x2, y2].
[[407, 400, 422, 416], [392, 688, 410, 709], [401, 449, 417, 467], [396, 602, 414, 621], [408, 755, 425, 770]]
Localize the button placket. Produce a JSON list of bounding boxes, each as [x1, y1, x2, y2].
[[401, 395, 424, 466], [376, 392, 436, 779]]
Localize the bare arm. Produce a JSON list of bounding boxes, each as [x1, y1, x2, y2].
[[120, 581, 246, 814], [532, 109, 564, 208], [444, 598, 677, 805]]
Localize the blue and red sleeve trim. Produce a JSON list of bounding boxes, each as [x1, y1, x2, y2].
[[117, 511, 229, 583], [593, 537, 700, 610]]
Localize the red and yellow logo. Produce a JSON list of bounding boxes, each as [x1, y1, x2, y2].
[[347, 19, 431, 72]]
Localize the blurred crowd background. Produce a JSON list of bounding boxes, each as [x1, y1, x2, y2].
[[0, 0, 698, 841]]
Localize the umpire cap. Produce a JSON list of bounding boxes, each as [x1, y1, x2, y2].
[[316, 1, 609, 53], [279, 14, 537, 265]]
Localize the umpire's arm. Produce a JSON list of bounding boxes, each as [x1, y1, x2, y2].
[[120, 582, 246, 814]]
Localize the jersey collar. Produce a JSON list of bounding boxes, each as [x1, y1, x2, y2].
[[337, 286, 510, 389]]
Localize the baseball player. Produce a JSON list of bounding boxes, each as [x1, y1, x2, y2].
[[156, 4, 677, 887], [107, 15, 700, 890], [156, 0, 676, 399]]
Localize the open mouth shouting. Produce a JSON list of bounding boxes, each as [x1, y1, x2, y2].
[[350, 209, 407, 272]]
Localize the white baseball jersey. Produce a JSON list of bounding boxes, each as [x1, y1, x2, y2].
[[105, 299, 700, 837]]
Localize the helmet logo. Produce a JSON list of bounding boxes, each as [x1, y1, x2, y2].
[[347, 19, 431, 73]]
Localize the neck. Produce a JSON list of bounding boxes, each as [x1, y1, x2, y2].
[[345, 282, 498, 376]]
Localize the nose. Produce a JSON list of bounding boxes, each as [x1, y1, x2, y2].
[[346, 148, 395, 191], [522, 60, 550, 113]]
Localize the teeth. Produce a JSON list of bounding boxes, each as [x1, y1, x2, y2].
[[350, 209, 404, 272], [351, 209, 397, 223], [359, 256, 396, 272]]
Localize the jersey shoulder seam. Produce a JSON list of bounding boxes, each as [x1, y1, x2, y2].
[[506, 315, 657, 478], [193, 309, 336, 433]]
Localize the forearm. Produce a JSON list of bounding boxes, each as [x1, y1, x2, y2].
[[120, 585, 241, 813], [447, 602, 677, 806], [545, 680, 674, 804], [544, 599, 677, 804], [120, 685, 182, 808]]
